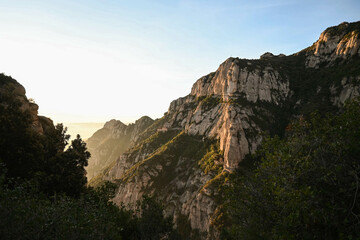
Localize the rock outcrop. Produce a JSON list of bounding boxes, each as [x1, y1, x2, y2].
[[260, 52, 286, 59], [162, 57, 290, 170], [89, 21, 360, 239], [0, 74, 52, 134], [306, 22, 360, 68], [331, 76, 360, 107]]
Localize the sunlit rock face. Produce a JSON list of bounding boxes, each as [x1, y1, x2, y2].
[[306, 22, 360, 68], [104, 59, 291, 236], [182, 57, 289, 170], [86, 116, 154, 180], [95, 21, 360, 239], [160, 56, 291, 172]]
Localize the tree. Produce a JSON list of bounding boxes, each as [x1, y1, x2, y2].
[[38, 134, 91, 197], [0, 178, 135, 240], [135, 195, 179, 240], [0, 84, 90, 197], [0, 90, 44, 180]]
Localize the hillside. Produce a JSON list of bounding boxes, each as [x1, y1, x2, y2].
[[88, 21, 360, 239], [86, 117, 154, 180]]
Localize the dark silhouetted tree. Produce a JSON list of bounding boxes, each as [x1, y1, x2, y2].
[[135, 195, 180, 240], [0, 90, 44, 180]]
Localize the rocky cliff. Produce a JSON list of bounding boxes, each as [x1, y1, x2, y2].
[[86, 116, 154, 180], [91, 21, 360, 239], [0, 74, 53, 134], [306, 21, 360, 68]]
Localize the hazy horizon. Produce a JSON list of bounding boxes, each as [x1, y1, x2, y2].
[[1, 0, 359, 123], [63, 120, 146, 141]]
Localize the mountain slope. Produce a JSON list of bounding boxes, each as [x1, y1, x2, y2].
[[93, 21, 360, 239], [86, 116, 154, 180]]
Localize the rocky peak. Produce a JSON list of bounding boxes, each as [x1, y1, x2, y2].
[[134, 116, 153, 128], [260, 52, 286, 59], [190, 57, 290, 104], [103, 119, 126, 129], [306, 21, 360, 68], [260, 52, 275, 59]]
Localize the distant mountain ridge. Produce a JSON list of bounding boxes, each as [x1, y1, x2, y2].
[[88, 21, 360, 238], [86, 116, 154, 180]]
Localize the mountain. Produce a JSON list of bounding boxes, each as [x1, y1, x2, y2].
[[86, 21, 360, 239], [86, 116, 154, 180]]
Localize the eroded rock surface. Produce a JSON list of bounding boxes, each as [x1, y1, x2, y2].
[[306, 22, 360, 68], [92, 21, 360, 239]]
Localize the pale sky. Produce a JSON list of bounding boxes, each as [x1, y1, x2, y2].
[[0, 0, 359, 123]]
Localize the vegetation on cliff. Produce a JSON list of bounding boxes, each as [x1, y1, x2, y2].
[[214, 97, 360, 239], [2, 20, 360, 239]]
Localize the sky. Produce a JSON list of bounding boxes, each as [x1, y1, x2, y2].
[[0, 0, 359, 124]]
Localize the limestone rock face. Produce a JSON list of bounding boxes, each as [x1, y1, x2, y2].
[[86, 116, 153, 180], [110, 161, 215, 230], [306, 22, 360, 68], [167, 57, 289, 170], [105, 136, 219, 235], [96, 21, 360, 239], [330, 76, 360, 107], [190, 58, 290, 103], [103, 55, 291, 237]]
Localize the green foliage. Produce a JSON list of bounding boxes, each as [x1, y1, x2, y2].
[[0, 172, 179, 240], [130, 129, 181, 153], [216, 97, 360, 239], [197, 94, 222, 111], [0, 74, 187, 239], [0, 177, 134, 240], [0, 91, 44, 180], [227, 95, 291, 137], [198, 141, 223, 174], [121, 131, 207, 184], [324, 21, 360, 37], [0, 86, 91, 197], [135, 195, 179, 240], [134, 114, 172, 144], [88, 160, 118, 187], [34, 130, 91, 197], [0, 82, 180, 239]]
